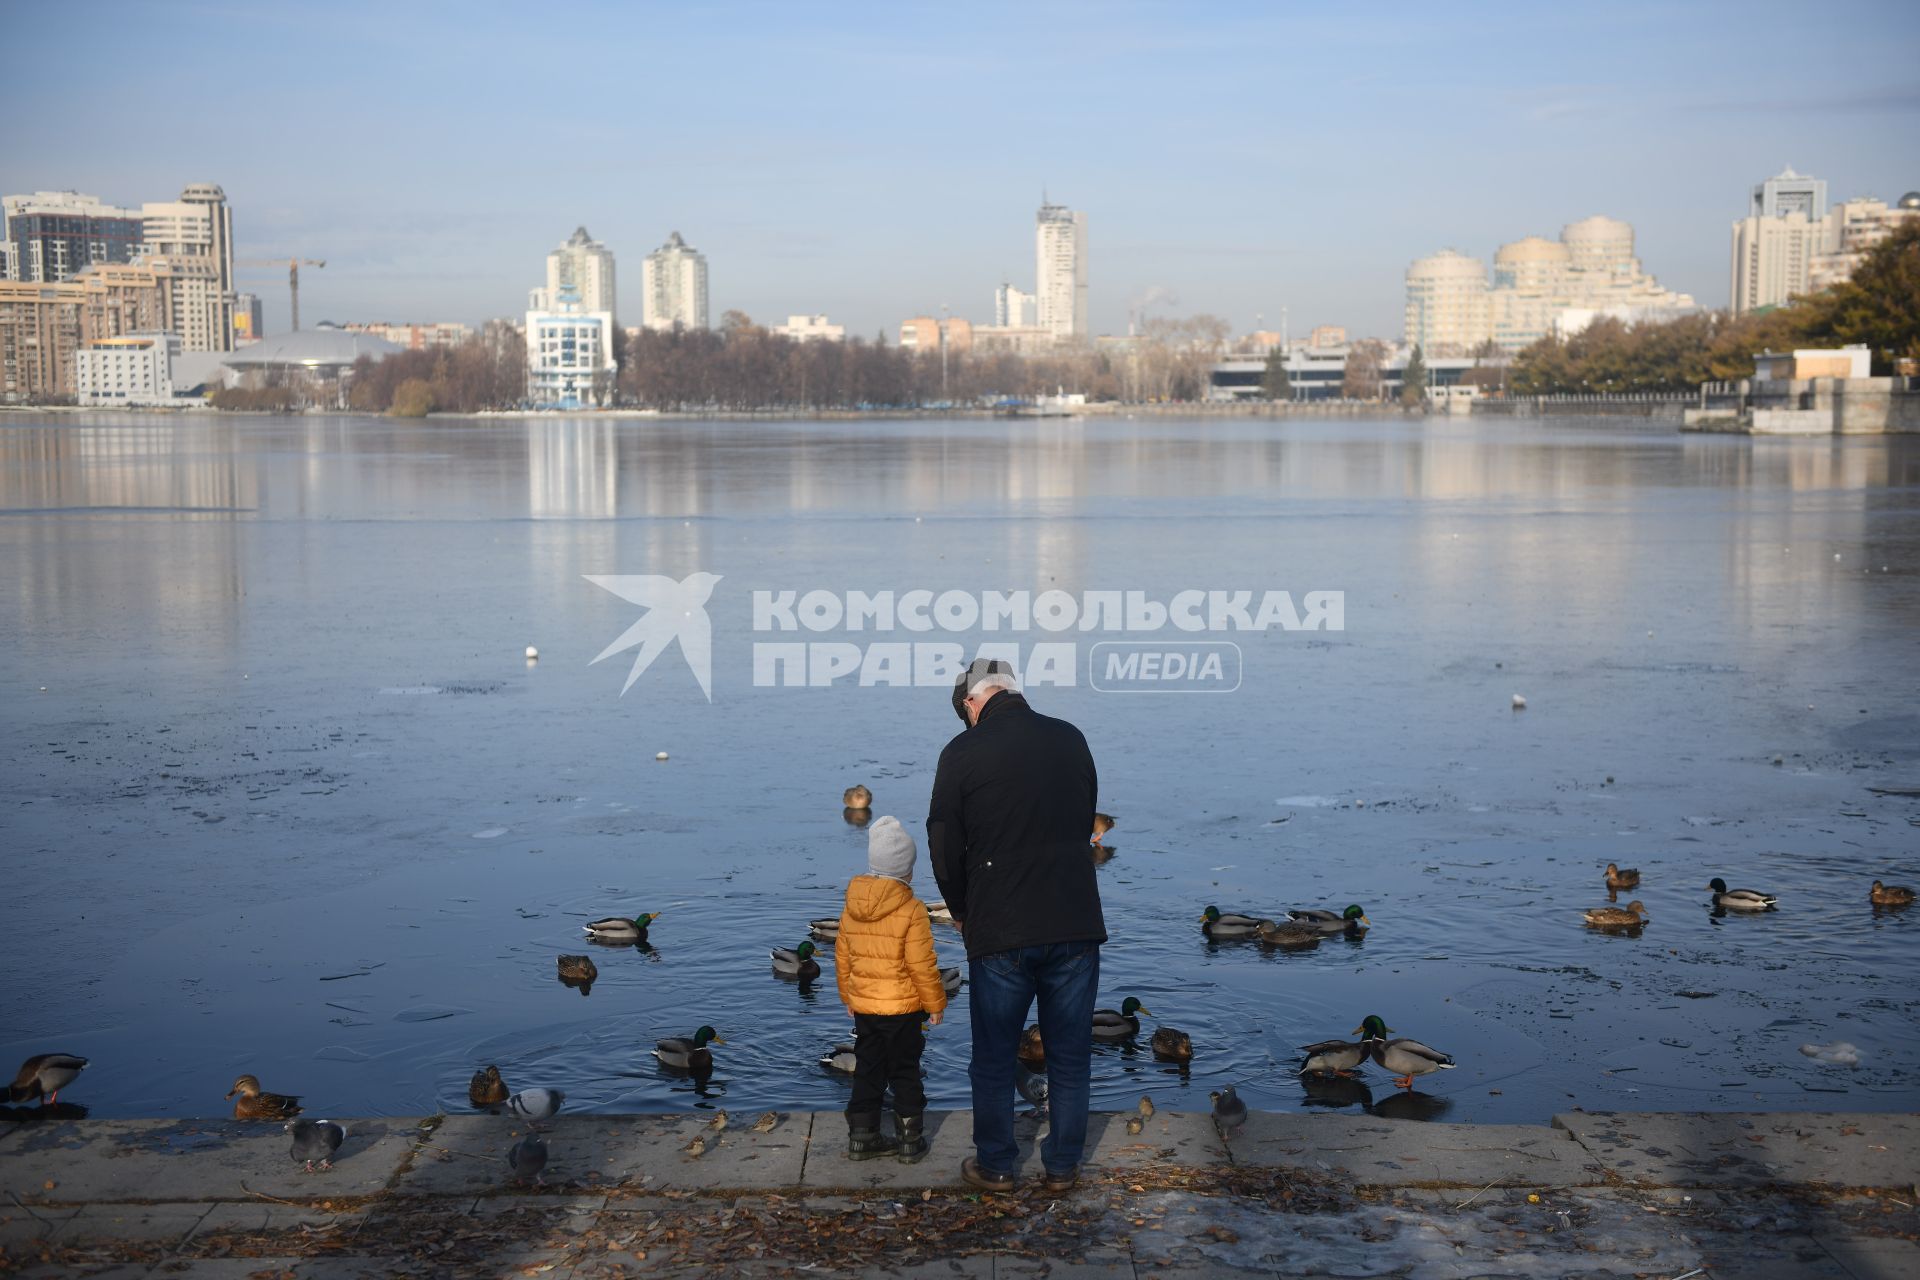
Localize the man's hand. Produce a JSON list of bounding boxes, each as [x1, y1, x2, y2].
[[927, 1010, 943, 1027]]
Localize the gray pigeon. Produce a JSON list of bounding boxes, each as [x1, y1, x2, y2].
[[507, 1133, 549, 1186], [505, 1088, 564, 1125], [1017, 1068, 1049, 1115], [1210, 1085, 1248, 1137], [285, 1118, 345, 1171]]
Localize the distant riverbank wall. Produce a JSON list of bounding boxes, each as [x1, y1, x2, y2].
[[1473, 393, 1691, 422], [1684, 375, 1920, 435]]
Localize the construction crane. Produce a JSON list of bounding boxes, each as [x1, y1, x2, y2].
[[238, 257, 326, 332]]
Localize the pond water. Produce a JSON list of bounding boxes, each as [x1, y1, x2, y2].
[[2, 412, 1917, 1125]]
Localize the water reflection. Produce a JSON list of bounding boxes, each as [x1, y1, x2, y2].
[[1370, 1090, 1453, 1122]]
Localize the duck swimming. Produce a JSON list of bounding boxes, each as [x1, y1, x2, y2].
[[1200, 906, 1270, 940], [468, 1065, 508, 1108], [1709, 877, 1777, 911], [844, 785, 873, 809], [1870, 880, 1914, 906], [654, 1026, 725, 1076], [1092, 996, 1151, 1041], [584, 912, 660, 942], [1605, 863, 1641, 890], [1584, 901, 1649, 928], [771, 940, 822, 981], [1285, 904, 1370, 933]]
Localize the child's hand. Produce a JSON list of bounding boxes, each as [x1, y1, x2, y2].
[[927, 1010, 943, 1027]]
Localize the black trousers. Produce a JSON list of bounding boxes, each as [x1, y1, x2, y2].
[[846, 1011, 927, 1126]]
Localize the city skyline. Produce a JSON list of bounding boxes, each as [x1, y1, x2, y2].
[[6, 0, 1916, 338]]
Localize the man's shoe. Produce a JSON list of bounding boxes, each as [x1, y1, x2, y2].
[[848, 1127, 901, 1161], [1041, 1166, 1079, 1192], [961, 1156, 1014, 1191], [894, 1113, 929, 1164]]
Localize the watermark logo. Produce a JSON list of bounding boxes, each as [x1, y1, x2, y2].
[[587, 579, 1341, 698], [585, 572, 723, 699]]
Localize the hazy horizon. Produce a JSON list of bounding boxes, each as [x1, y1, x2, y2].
[[9, 0, 1918, 339]]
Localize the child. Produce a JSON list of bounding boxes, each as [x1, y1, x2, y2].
[[836, 814, 948, 1161]]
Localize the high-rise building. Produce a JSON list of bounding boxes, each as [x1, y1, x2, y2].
[[141, 184, 235, 351], [1408, 216, 1693, 352], [538, 227, 617, 326], [1731, 213, 1818, 314], [1404, 250, 1491, 354], [1809, 192, 1920, 292], [994, 282, 1036, 328], [1752, 166, 1826, 222], [2, 191, 145, 283], [0, 281, 86, 401], [641, 231, 708, 331], [233, 293, 264, 345], [525, 286, 616, 409], [1035, 202, 1087, 341]]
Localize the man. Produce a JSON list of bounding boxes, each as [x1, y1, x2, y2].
[[929, 658, 1105, 1192]]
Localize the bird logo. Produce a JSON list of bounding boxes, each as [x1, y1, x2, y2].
[[585, 572, 723, 699]]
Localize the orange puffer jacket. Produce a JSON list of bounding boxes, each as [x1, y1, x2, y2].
[[836, 876, 949, 1017]]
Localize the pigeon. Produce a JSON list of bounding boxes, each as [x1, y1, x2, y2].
[[285, 1118, 345, 1172], [506, 1088, 565, 1125], [751, 1111, 779, 1133], [507, 1133, 549, 1186], [706, 1109, 730, 1134], [684, 1135, 707, 1157], [1016, 1068, 1049, 1115], [1210, 1086, 1248, 1137], [9, 1053, 87, 1105]]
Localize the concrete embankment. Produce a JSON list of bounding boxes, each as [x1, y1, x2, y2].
[[4, 1109, 1917, 1277]]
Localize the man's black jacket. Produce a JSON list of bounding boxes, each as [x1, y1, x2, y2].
[[927, 691, 1106, 960]]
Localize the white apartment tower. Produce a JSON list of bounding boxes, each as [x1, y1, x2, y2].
[[1730, 166, 1828, 314], [1035, 202, 1087, 341], [994, 282, 1036, 328], [641, 231, 709, 331], [141, 183, 235, 351], [538, 227, 617, 327]]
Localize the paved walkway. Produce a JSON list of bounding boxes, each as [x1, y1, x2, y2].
[[2, 1109, 1916, 1277]]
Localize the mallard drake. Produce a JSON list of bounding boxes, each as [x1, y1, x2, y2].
[[926, 901, 956, 925], [584, 912, 660, 942], [819, 1042, 857, 1075], [771, 940, 822, 981], [1091, 813, 1115, 845], [227, 1074, 303, 1121], [1584, 901, 1649, 928], [468, 1065, 509, 1108], [1150, 1026, 1193, 1061], [1356, 1015, 1455, 1089], [1297, 1037, 1369, 1078], [9, 1053, 87, 1105], [1200, 906, 1271, 940], [285, 1118, 344, 1172], [1017, 1024, 1045, 1071], [1286, 904, 1371, 933], [1254, 919, 1325, 949], [1605, 863, 1641, 890], [1870, 879, 1915, 906], [556, 955, 598, 994], [844, 785, 873, 809], [1210, 1085, 1247, 1135], [506, 1087, 565, 1124], [654, 1026, 725, 1075], [940, 965, 964, 995], [1709, 877, 1777, 911], [1092, 996, 1151, 1041], [809, 917, 840, 943]]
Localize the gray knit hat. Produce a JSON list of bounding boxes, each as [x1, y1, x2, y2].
[[867, 815, 916, 883]]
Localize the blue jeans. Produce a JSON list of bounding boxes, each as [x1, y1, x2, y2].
[[967, 941, 1100, 1175]]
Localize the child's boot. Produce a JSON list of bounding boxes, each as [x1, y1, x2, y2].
[[894, 1112, 928, 1163], [848, 1114, 901, 1161]]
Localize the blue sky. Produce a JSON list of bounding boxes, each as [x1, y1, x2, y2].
[[10, 0, 1918, 338]]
